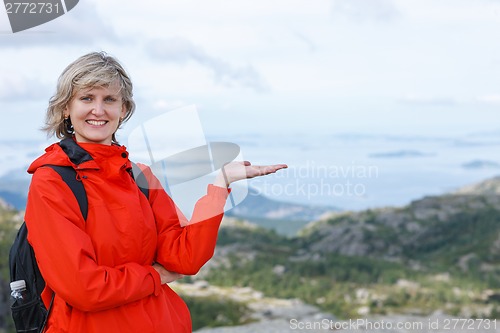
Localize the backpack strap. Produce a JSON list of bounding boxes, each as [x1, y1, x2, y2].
[[40, 292, 55, 333], [130, 162, 150, 200], [46, 165, 88, 221], [39, 166, 84, 332]]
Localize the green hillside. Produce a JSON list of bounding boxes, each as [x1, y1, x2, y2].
[[201, 193, 500, 319], [2, 190, 500, 331], [0, 202, 22, 333]]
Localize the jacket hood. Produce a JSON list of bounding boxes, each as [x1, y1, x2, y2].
[[27, 138, 97, 174]]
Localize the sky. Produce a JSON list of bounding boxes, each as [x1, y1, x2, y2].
[[0, 0, 500, 209], [0, 0, 499, 141]]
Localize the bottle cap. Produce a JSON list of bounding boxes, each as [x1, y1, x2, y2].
[[10, 280, 26, 291]]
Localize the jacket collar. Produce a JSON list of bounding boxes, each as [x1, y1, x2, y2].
[[59, 138, 94, 166]]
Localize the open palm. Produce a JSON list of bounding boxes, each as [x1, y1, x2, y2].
[[221, 161, 288, 186]]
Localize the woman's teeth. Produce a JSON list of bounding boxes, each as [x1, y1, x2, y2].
[[86, 120, 107, 126]]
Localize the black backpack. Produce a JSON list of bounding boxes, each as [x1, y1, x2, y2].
[[9, 163, 149, 333]]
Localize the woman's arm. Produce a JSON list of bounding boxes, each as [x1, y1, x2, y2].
[[144, 162, 287, 275], [148, 176, 229, 275]]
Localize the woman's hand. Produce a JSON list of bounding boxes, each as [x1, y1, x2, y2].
[[152, 263, 184, 284], [214, 161, 288, 188]]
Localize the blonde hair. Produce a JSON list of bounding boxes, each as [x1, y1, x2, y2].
[[43, 51, 136, 144]]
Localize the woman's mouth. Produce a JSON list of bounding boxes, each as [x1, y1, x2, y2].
[[86, 120, 108, 126]]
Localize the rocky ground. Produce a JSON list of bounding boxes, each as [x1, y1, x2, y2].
[[172, 282, 500, 333], [196, 311, 500, 333]]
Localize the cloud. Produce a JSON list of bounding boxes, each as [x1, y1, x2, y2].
[[477, 94, 500, 104], [152, 99, 188, 111], [331, 0, 401, 22], [0, 75, 50, 102], [397, 95, 457, 107], [369, 150, 435, 159], [292, 31, 317, 52], [0, 2, 120, 47], [146, 37, 269, 93]]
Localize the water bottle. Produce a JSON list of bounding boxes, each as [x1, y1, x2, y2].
[[10, 280, 28, 304]]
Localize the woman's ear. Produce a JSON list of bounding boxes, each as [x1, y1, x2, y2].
[[121, 104, 127, 118]]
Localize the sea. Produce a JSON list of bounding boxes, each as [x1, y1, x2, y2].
[[1, 129, 499, 212], [208, 130, 500, 211]]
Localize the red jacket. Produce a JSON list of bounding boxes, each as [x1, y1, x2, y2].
[[25, 140, 229, 333]]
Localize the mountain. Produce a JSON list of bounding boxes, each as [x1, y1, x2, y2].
[[454, 176, 500, 195], [196, 177, 500, 324], [298, 193, 500, 273], [0, 166, 31, 210], [225, 187, 337, 236], [227, 187, 336, 221]]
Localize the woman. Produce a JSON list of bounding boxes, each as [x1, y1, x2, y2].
[[25, 51, 286, 333]]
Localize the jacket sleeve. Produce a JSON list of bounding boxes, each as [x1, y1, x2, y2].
[[142, 166, 230, 275], [25, 167, 162, 312]]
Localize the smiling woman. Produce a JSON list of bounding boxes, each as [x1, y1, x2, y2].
[[18, 51, 287, 333], [43, 52, 135, 145], [65, 84, 125, 145]]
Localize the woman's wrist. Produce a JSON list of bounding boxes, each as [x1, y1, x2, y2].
[[213, 170, 230, 188]]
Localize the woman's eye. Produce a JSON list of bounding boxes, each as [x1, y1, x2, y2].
[[80, 96, 91, 101], [105, 97, 117, 102]]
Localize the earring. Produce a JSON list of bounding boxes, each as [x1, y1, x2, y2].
[[64, 116, 74, 134]]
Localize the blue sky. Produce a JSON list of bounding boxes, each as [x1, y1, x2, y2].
[[0, 0, 499, 143]]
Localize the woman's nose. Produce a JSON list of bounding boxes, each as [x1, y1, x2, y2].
[[91, 101, 105, 116]]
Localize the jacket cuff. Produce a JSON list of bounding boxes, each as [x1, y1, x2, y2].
[[147, 266, 162, 296], [207, 184, 231, 199]]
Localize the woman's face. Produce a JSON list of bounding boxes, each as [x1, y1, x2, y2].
[[64, 81, 126, 145]]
